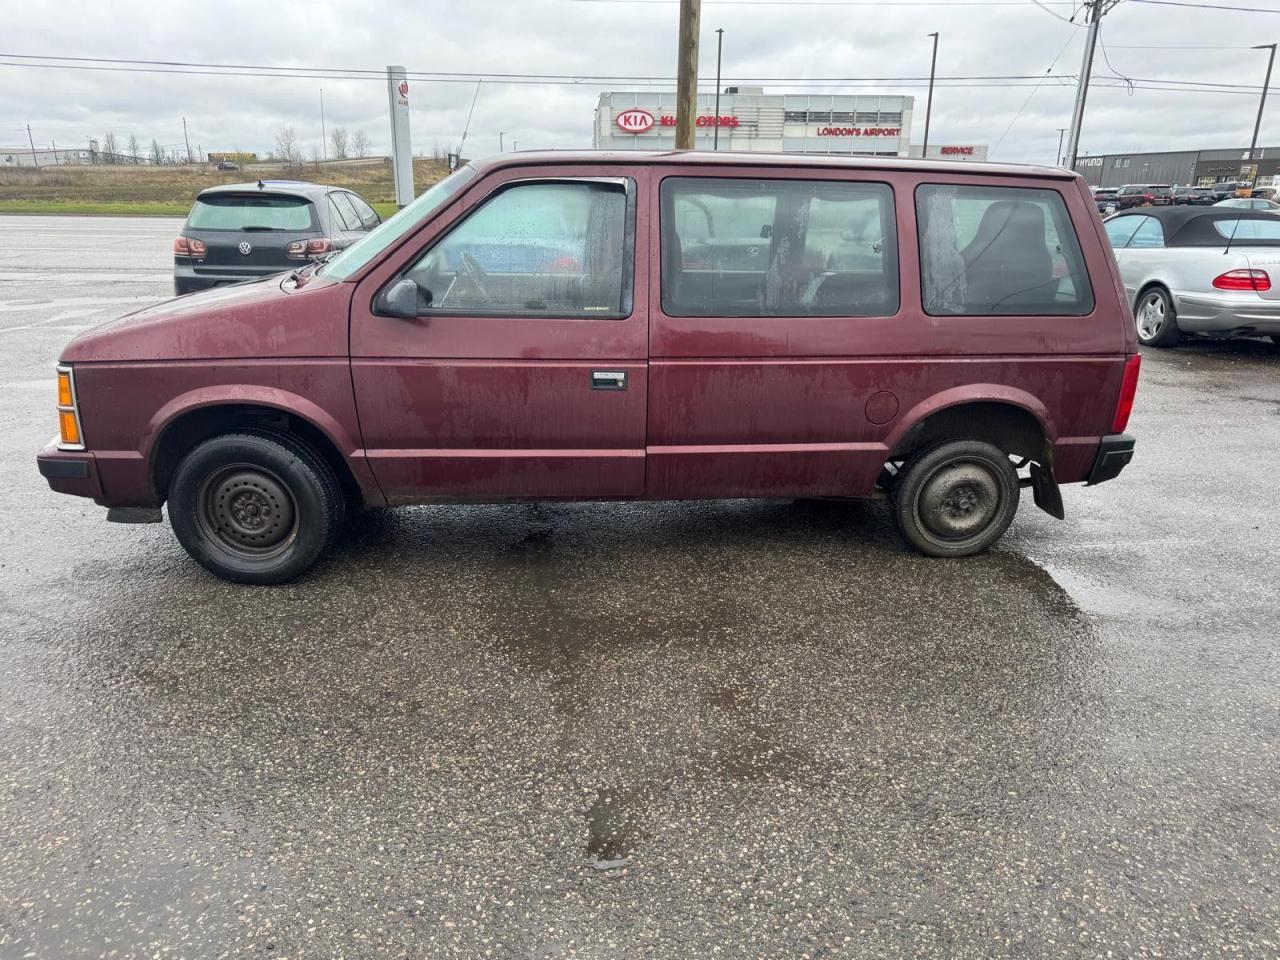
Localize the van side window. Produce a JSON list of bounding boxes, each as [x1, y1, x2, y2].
[[916, 184, 1094, 316], [660, 177, 898, 317], [406, 180, 631, 318]]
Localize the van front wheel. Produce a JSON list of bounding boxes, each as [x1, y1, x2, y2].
[[168, 432, 345, 584], [892, 440, 1020, 558]]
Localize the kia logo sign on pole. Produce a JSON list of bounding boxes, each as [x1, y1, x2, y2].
[[615, 109, 655, 134]]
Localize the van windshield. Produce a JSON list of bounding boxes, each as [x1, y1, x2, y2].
[[319, 165, 477, 280]]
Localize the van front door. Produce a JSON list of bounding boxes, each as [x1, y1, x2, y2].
[[349, 169, 648, 502]]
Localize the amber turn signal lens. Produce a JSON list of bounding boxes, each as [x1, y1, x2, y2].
[[57, 370, 74, 407], [59, 409, 81, 446]]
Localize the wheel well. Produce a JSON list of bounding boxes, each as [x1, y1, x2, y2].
[[1135, 281, 1171, 310], [151, 404, 361, 505], [890, 401, 1048, 464]]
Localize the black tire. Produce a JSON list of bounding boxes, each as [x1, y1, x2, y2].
[[892, 440, 1020, 558], [1134, 286, 1180, 347], [168, 431, 345, 584]]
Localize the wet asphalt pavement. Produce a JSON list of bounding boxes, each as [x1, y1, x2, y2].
[[1, 215, 1277, 959]]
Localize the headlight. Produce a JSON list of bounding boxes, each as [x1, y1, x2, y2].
[[56, 365, 85, 450]]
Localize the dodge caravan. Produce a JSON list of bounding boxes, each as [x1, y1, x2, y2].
[[38, 151, 1140, 583]]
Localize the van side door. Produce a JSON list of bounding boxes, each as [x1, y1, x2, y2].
[[647, 166, 904, 498], [349, 166, 649, 502]]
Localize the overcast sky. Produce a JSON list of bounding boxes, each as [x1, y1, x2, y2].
[[1, 0, 1274, 165]]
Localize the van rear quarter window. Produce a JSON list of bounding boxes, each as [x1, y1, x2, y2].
[[916, 183, 1094, 316], [660, 177, 899, 317]]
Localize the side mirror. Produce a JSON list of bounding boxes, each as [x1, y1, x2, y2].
[[378, 277, 423, 319], [759, 224, 772, 239]]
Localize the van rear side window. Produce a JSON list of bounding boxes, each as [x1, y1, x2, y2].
[[916, 184, 1093, 316], [661, 177, 898, 317]]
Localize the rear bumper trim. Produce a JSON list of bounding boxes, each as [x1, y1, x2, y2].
[[1086, 433, 1135, 486]]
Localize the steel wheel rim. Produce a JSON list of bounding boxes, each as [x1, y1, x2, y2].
[[196, 463, 299, 560], [1137, 292, 1165, 340], [915, 459, 1003, 542]]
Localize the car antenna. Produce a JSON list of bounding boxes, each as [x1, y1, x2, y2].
[[1223, 214, 1244, 256]]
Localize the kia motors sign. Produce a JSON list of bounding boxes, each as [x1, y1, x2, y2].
[[616, 109, 655, 134]]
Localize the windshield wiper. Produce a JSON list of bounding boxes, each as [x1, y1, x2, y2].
[[239, 225, 277, 232]]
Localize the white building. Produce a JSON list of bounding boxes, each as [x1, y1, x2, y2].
[[594, 88, 988, 161], [0, 146, 95, 167]]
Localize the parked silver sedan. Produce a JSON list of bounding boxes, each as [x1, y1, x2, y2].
[[1103, 207, 1280, 347]]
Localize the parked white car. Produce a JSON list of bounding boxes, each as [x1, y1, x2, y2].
[[1103, 208, 1280, 347]]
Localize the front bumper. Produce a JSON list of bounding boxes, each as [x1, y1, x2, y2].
[[1172, 290, 1280, 334], [37, 438, 103, 500], [1086, 433, 1135, 486]]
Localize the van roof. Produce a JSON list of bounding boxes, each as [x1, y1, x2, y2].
[[470, 149, 1077, 181]]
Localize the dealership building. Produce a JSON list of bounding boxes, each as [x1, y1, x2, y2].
[[1073, 146, 1280, 189], [594, 88, 988, 161]]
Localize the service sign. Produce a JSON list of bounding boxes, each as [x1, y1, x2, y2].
[[616, 109, 655, 134]]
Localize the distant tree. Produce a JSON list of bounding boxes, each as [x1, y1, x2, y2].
[[274, 125, 300, 167], [351, 129, 370, 157], [127, 134, 140, 163], [330, 127, 349, 160], [102, 131, 118, 164], [150, 138, 164, 165]]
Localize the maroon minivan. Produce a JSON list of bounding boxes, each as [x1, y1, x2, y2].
[[38, 151, 1140, 583]]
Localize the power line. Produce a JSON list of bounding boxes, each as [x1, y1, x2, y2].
[[1028, 0, 1083, 23], [1130, 0, 1280, 11], [0, 52, 1067, 83], [570, 0, 1077, 4], [992, 31, 1079, 153]]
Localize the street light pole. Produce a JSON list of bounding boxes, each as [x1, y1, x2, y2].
[[1056, 127, 1067, 166], [1248, 43, 1276, 182], [499, 131, 505, 152], [922, 32, 939, 157], [713, 28, 724, 151]]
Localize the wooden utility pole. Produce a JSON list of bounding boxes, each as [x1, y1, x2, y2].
[[674, 0, 701, 150], [27, 125, 39, 168]]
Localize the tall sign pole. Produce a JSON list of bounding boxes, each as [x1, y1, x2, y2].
[[1247, 43, 1276, 184], [386, 66, 414, 207], [674, 0, 701, 150], [922, 33, 939, 157], [713, 28, 724, 151]]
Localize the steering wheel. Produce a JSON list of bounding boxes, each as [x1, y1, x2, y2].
[[459, 250, 490, 300]]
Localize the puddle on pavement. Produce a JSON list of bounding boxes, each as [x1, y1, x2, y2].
[[585, 787, 644, 869]]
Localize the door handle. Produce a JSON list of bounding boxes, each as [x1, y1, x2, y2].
[[591, 370, 627, 391]]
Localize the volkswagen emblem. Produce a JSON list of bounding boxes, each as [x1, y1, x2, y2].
[[238, 241, 253, 255]]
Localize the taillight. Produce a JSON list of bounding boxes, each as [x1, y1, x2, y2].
[[287, 238, 333, 260], [1112, 354, 1141, 434], [173, 236, 206, 257], [1212, 269, 1271, 292]]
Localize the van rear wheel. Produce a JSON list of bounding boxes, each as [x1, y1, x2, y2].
[[892, 440, 1020, 558], [168, 432, 344, 584]]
